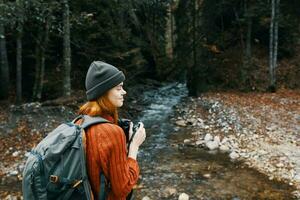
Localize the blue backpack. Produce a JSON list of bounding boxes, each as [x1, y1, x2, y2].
[[22, 115, 109, 200]]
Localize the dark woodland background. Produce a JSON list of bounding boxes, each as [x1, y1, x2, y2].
[[0, 0, 299, 104]]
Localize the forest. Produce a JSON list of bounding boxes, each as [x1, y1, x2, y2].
[[0, 0, 299, 103], [0, 0, 300, 199]]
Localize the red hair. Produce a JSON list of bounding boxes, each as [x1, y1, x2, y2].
[[78, 92, 118, 124]]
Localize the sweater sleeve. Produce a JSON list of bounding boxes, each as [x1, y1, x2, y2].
[[104, 124, 140, 199]]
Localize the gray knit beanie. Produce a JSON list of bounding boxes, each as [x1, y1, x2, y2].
[[85, 61, 125, 100]]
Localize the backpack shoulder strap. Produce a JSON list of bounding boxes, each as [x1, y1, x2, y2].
[[75, 115, 110, 129]]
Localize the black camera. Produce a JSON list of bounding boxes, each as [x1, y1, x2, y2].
[[118, 119, 141, 143]]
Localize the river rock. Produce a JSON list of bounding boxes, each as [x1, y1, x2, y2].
[[176, 120, 186, 127], [184, 139, 191, 144], [221, 137, 229, 144], [219, 144, 230, 152], [195, 140, 204, 146], [25, 151, 30, 157], [178, 193, 189, 200], [229, 151, 239, 160], [276, 162, 285, 168], [9, 170, 19, 176], [18, 164, 25, 172], [187, 118, 197, 125], [203, 173, 211, 178], [204, 133, 213, 142], [294, 174, 300, 181], [197, 118, 204, 123], [142, 196, 151, 200], [214, 135, 221, 144], [206, 140, 219, 150], [204, 125, 210, 129], [191, 131, 200, 136], [12, 151, 20, 157], [163, 187, 177, 197], [4, 195, 17, 200]]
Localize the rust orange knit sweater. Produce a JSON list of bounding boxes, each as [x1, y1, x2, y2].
[[84, 116, 140, 200]]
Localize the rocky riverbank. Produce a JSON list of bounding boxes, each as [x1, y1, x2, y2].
[[173, 90, 300, 198]]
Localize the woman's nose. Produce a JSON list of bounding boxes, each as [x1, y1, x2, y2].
[[122, 89, 127, 95]]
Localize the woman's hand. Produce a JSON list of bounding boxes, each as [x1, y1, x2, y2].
[[130, 122, 146, 147], [128, 122, 146, 160]]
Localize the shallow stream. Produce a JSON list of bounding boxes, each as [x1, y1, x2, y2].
[[134, 83, 295, 200]]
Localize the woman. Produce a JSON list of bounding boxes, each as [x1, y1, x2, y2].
[[78, 61, 146, 200]]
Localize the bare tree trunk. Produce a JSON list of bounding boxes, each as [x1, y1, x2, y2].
[[269, 0, 279, 91], [269, 0, 275, 89], [128, 0, 142, 32], [273, 0, 280, 87], [16, 0, 24, 104], [245, 10, 252, 61], [32, 33, 41, 100], [165, 1, 173, 59], [234, 7, 247, 88], [16, 30, 22, 103], [33, 19, 50, 101], [192, 0, 197, 69], [62, 0, 71, 96], [242, 0, 252, 89], [188, 0, 197, 95], [37, 21, 50, 100], [0, 18, 10, 99], [170, 2, 175, 55]]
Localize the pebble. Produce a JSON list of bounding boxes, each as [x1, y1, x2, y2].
[[220, 144, 230, 152], [176, 120, 186, 127], [204, 133, 213, 142], [276, 162, 285, 168], [294, 174, 300, 181], [163, 187, 177, 197], [12, 151, 19, 157], [184, 139, 191, 144], [229, 152, 239, 160], [203, 173, 211, 178], [142, 196, 151, 200], [221, 137, 229, 144], [187, 118, 197, 125], [214, 135, 221, 143], [9, 170, 19, 176], [206, 140, 219, 150], [4, 195, 18, 200], [197, 118, 204, 123], [174, 127, 180, 132], [195, 140, 204, 146], [178, 193, 189, 200], [191, 131, 200, 136]]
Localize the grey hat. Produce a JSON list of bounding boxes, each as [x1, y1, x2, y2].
[[85, 61, 125, 100]]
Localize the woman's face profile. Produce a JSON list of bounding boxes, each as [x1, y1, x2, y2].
[[107, 82, 126, 107]]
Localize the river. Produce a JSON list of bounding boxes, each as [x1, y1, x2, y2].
[[133, 82, 295, 200]]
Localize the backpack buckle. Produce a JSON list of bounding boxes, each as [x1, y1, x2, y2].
[[72, 180, 83, 188], [50, 175, 59, 183]]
